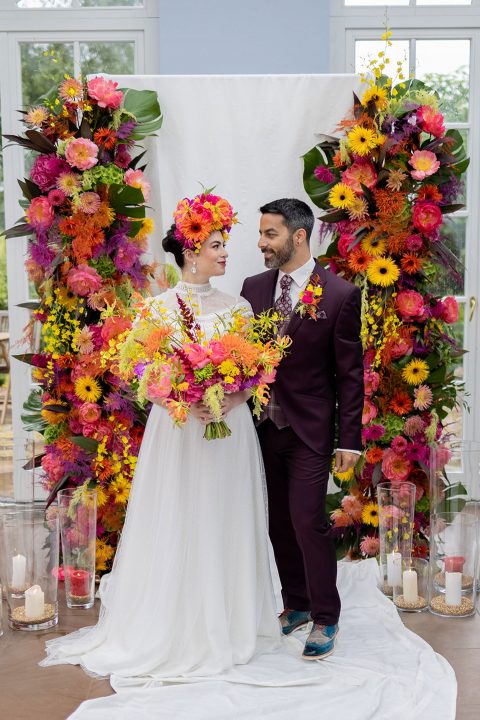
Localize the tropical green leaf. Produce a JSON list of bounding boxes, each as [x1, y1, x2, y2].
[[3, 221, 31, 239], [69, 436, 99, 453], [121, 88, 163, 140]]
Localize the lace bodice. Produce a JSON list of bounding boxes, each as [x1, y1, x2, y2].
[[149, 281, 253, 339]]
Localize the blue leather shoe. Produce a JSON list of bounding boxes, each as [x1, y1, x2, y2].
[[302, 623, 339, 660], [278, 608, 311, 635]]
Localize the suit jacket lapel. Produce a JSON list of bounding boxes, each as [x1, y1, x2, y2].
[[283, 260, 328, 339], [261, 269, 278, 313]]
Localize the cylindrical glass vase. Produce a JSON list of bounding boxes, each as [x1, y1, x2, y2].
[[429, 512, 478, 618], [0, 508, 59, 630], [58, 489, 97, 609], [393, 557, 429, 612], [377, 481, 416, 596], [429, 441, 480, 518]]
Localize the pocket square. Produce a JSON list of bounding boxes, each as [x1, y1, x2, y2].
[[317, 310, 327, 319]]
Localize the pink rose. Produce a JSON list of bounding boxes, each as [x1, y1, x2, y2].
[[67, 264, 103, 296], [338, 233, 356, 258], [412, 202, 443, 234], [87, 76, 123, 109], [362, 399, 378, 425], [390, 334, 414, 360], [65, 138, 99, 171], [301, 290, 314, 304], [79, 402, 101, 424], [396, 290, 426, 322], [442, 296, 459, 324], [381, 449, 412, 482], [124, 169, 151, 202], [417, 106, 445, 138], [364, 370, 380, 397], [183, 343, 211, 369], [27, 196, 55, 229]]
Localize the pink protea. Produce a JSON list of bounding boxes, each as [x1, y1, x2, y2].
[[124, 168, 151, 202], [409, 150, 440, 181], [417, 105, 445, 138], [360, 535, 380, 557], [87, 76, 123, 110], [65, 138, 99, 171], [341, 495, 364, 522], [26, 196, 55, 229], [382, 449, 412, 482], [66, 264, 103, 296]]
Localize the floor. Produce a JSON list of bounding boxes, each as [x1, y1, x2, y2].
[[0, 592, 478, 720]]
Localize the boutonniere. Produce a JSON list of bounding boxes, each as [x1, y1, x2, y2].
[[296, 273, 324, 321]]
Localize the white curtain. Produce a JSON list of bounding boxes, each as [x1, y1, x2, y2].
[[110, 73, 361, 294]]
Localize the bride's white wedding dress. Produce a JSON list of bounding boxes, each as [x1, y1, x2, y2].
[[41, 281, 282, 682]]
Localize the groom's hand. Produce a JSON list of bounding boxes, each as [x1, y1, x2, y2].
[[334, 450, 359, 473]]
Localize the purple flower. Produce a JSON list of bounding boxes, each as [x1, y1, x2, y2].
[[439, 173, 464, 205], [314, 166, 335, 183], [114, 145, 132, 169], [405, 443, 429, 464], [362, 424, 385, 442], [30, 154, 70, 191], [117, 120, 138, 140], [30, 239, 56, 268], [114, 243, 142, 272]]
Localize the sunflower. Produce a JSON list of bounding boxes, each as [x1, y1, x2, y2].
[[348, 247, 373, 273], [361, 233, 387, 257], [366, 257, 400, 286], [74, 375, 102, 402], [402, 359, 430, 386], [362, 502, 379, 528], [328, 182, 356, 209], [332, 461, 356, 483], [361, 85, 388, 110], [347, 126, 379, 156]]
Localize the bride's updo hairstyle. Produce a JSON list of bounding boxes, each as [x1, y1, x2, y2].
[[163, 190, 238, 267]]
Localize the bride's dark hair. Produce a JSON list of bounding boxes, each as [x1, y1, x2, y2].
[[162, 223, 185, 268]]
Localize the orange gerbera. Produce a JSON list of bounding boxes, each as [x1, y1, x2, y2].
[[390, 391, 413, 416], [348, 247, 373, 273], [93, 127, 117, 151], [417, 184, 442, 203], [401, 254, 424, 274], [177, 212, 211, 243], [366, 446, 384, 464]]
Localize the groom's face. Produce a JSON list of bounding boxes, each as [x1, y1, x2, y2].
[[258, 213, 295, 270]]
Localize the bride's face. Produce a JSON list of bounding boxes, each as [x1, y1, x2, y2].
[[191, 231, 228, 280]]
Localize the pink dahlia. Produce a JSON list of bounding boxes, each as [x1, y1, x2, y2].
[[382, 449, 412, 482], [124, 168, 151, 202], [65, 138, 99, 171], [31, 154, 70, 191], [412, 201, 443, 235], [404, 234, 423, 252], [417, 106, 445, 138], [360, 535, 380, 557], [396, 290, 426, 322], [66, 264, 103, 296], [404, 416, 425, 438], [76, 192, 101, 214], [87, 76, 123, 110], [409, 150, 440, 181], [26, 197, 55, 229]]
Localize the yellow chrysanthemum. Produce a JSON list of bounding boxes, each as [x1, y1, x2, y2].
[[366, 257, 400, 287], [361, 85, 388, 110], [74, 375, 102, 402], [362, 502, 379, 527], [347, 126, 380, 156], [361, 234, 387, 257], [328, 182, 356, 210], [402, 359, 430, 386]]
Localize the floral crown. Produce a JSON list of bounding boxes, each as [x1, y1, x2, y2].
[[173, 191, 238, 253]]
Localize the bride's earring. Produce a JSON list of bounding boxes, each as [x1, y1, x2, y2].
[[191, 261, 197, 275]]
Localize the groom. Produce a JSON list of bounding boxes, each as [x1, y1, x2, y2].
[[241, 198, 364, 660]]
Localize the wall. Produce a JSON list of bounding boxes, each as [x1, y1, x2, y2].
[[158, 0, 330, 74]]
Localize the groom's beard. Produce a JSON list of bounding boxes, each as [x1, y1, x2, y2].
[[262, 234, 295, 269]]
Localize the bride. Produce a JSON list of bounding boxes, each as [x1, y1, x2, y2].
[[41, 191, 282, 683]]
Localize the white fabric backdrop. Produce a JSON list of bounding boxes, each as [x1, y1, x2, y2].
[[110, 73, 362, 294]]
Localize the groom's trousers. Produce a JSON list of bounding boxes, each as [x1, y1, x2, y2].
[[257, 418, 340, 626]]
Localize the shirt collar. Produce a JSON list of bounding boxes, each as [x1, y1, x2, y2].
[[279, 256, 315, 288]]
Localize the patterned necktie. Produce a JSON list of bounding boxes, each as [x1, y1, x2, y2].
[[275, 274, 293, 321]]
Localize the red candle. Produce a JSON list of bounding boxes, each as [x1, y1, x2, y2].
[[69, 569, 91, 597], [444, 556, 465, 573]]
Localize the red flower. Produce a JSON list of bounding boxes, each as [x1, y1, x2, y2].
[[412, 201, 442, 234]]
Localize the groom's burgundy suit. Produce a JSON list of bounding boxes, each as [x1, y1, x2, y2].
[[241, 261, 364, 625]]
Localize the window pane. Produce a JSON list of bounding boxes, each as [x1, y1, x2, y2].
[[436, 216, 466, 296], [346, 1, 409, 5], [416, 40, 470, 123], [80, 42, 135, 76], [417, 0, 470, 5], [355, 40, 409, 79], [18, 0, 143, 6], [20, 42, 74, 106], [80, 0, 143, 5]]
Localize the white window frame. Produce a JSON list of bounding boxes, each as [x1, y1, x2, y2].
[[329, 0, 480, 447], [0, 2, 160, 501]]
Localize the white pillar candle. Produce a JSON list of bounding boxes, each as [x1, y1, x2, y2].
[[24, 584, 45, 619], [11, 554, 26, 588], [387, 552, 402, 586], [402, 569, 418, 603], [445, 571, 462, 607]]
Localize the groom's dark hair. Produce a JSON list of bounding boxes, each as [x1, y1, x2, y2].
[[259, 198, 314, 243]]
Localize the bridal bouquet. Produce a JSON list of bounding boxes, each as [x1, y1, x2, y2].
[[115, 297, 291, 439]]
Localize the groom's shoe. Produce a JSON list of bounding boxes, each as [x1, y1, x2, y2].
[[302, 623, 339, 660], [278, 608, 311, 635]]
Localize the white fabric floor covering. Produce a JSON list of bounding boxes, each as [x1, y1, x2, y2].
[[68, 559, 456, 720]]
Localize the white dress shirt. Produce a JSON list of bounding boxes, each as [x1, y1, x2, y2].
[[274, 256, 361, 457]]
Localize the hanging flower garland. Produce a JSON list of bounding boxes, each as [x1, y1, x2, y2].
[[303, 36, 468, 559], [5, 75, 163, 572]]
